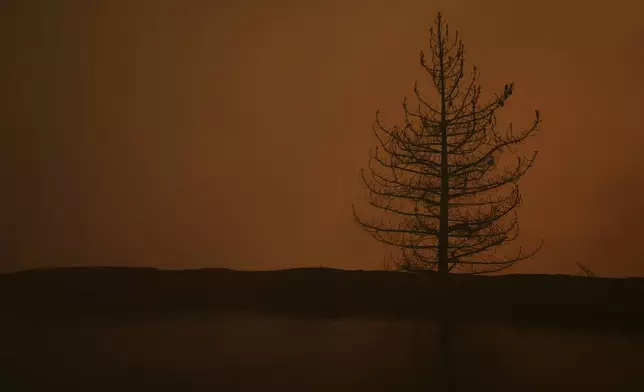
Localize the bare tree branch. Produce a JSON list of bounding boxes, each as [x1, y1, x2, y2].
[[576, 261, 597, 277]]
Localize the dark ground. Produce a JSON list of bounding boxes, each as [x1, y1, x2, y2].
[[1, 267, 643, 391]]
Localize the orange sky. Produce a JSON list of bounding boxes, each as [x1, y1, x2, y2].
[[2, 0, 643, 276]]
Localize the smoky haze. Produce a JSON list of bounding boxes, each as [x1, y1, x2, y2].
[[2, 0, 643, 276]]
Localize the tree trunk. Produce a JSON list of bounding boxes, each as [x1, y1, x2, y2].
[[438, 18, 449, 275]]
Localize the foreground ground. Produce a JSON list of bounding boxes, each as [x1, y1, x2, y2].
[[1, 312, 643, 391], [1, 267, 643, 390]]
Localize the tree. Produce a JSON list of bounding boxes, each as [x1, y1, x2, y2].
[[353, 12, 543, 275]]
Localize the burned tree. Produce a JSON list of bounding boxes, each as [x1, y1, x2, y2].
[[353, 12, 542, 274]]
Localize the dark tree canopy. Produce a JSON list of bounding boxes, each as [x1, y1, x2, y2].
[[353, 12, 542, 275]]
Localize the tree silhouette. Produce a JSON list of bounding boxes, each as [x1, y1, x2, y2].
[[353, 12, 542, 275]]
